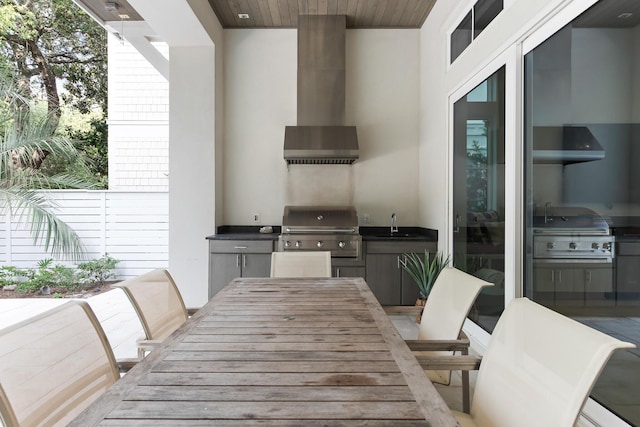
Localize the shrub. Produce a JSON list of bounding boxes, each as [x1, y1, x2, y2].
[[76, 254, 119, 287], [0, 266, 29, 288], [16, 259, 78, 293], [2, 254, 119, 294]]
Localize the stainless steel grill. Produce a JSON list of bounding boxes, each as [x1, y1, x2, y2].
[[533, 214, 614, 263], [278, 205, 362, 259]]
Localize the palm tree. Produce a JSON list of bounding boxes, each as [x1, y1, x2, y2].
[[0, 75, 90, 261]]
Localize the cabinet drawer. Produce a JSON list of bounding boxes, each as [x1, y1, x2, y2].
[[210, 240, 274, 254], [366, 241, 436, 254], [617, 242, 640, 256]]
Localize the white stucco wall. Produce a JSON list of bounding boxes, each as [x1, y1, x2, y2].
[[223, 29, 420, 227]]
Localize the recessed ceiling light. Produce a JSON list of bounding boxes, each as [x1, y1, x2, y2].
[[118, 14, 130, 19], [618, 12, 633, 19], [105, 2, 118, 12], [238, 13, 250, 19]]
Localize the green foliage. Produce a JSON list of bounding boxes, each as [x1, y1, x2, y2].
[[76, 254, 119, 286], [43, 115, 108, 188], [15, 258, 78, 293], [0, 265, 27, 286], [399, 251, 450, 300], [0, 71, 94, 260], [0, 0, 107, 114], [1, 254, 119, 294]]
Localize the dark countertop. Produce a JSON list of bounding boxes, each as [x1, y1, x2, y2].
[[608, 217, 640, 235], [206, 226, 438, 242], [206, 226, 281, 241], [360, 226, 437, 242]]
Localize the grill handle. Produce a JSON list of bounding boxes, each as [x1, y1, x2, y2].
[[284, 227, 357, 233]]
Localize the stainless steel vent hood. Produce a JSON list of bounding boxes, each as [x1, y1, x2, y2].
[[533, 126, 605, 164], [284, 15, 359, 165]]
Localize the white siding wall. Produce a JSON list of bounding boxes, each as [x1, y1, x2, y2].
[[107, 33, 169, 191], [0, 191, 168, 280]]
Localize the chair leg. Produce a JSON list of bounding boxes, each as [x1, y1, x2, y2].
[[461, 347, 471, 413], [462, 370, 471, 413]]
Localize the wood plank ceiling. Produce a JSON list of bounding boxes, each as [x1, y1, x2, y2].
[[208, 0, 437, 28]]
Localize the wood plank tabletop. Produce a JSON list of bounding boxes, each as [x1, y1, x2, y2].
[[70, 277, 458, 426]]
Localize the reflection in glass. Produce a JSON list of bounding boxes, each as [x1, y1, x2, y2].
[[453, 67, 505, 333], [524, 1, 639, 424], [474, 0, 503, 38], [451, 11, 472, 62]]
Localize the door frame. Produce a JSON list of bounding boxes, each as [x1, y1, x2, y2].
[[446, 45, 522, 350]]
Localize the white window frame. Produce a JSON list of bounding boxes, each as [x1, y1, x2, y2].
[[447, 44, 521, 350]]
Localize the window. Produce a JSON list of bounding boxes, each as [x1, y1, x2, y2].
[[450, 0, 503, 63]]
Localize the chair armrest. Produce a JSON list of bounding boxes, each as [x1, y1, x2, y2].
[[186, 307, 199, 316], [116, 357, 142, 373], [406, 337, 470, 352], [137, 339, 162, 351], [414, 354, 482, 371]]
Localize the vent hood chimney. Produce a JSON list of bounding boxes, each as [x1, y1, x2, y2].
[[284, 15, 359, 165], [533, 126, 605, 164]]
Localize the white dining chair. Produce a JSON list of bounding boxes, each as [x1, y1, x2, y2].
[[270, 251, 332, 278], [406, 267, 493, 413], [417, 297, 635, 427]]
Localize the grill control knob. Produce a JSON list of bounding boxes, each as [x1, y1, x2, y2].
[[592, 242, 600, 250], [284, 241, 291, 248], [547, 242, 555, 249], [316, 241, 324, 248], [338, 241, 347, 249], [569, 242, 578, 249], [603, 242, 611, 251], [295, 241, 302, 248]]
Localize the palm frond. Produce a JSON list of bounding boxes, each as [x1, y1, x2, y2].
[[0, 184, 86, 262]]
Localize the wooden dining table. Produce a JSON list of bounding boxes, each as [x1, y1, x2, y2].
[[70, 277, 458, 426]]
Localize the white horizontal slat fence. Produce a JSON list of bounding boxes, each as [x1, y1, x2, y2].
[[0, 191, 169, 280]]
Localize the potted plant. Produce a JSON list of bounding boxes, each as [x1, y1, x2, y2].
[[400, 250, 450, 320]]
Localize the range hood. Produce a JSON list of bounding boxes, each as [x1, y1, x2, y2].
[[283, 15, 359, 165], [533, 126, 605, 164]]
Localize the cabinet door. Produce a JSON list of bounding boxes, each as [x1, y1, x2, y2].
[[533, 265, 555, 307], [553, 267, 578, 304], [241, 254, 272, 278], [334, 266, 365, 278], [584, 265, 614, 306], [209, 254, 241, 298], [401, 268, 421, 305], [365, 254, 401, 305]]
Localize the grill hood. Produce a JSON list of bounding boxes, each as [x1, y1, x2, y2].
[[284, 15, 359, 165], [533, 126, 605, 164]]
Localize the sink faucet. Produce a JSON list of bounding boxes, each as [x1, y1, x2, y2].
[[544, 202, 553, 223], [391, 213, 398, 234]]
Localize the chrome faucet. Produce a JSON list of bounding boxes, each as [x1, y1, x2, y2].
[[544, 202, 553, 223], [391, 212, 398, 234]]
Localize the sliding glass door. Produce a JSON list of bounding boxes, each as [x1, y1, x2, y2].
[[452, 66, 506, 332]]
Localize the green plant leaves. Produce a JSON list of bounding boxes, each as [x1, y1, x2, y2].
[[399, 250, 450, 299]]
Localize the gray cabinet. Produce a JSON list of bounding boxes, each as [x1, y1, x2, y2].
[[333, 266, 366, 278], [208, 240, 273, 298], [533, 262, 613, 307], [365, 241, 437, 306]]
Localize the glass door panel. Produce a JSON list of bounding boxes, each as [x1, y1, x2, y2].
[[452, 66, 505, 332]]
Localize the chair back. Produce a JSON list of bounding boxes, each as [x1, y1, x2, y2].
[[470, 298, 635, 427], [0, 301, 120, 427], [418, 267, 493, 384], [270, 251, 332, 278], [113, 269, 188, 341], [418, 267, 493, 341]]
